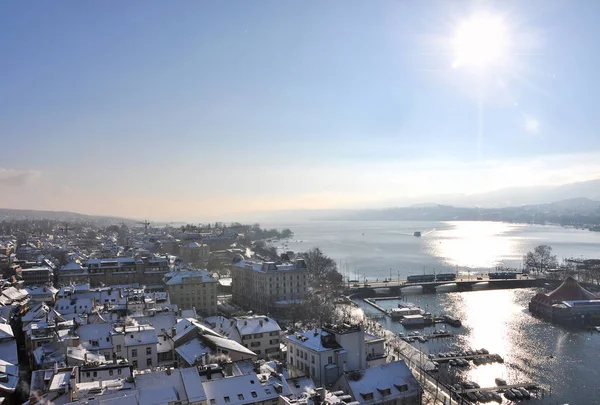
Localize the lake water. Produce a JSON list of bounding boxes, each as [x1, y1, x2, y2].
[[265, 220, 600, 280], [354, 288, 600, 405], [263, 220, 600, 404]]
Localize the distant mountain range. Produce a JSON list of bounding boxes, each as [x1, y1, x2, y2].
[[0, 208, 132, 224], [418, 179, 600, 208], [321, 197, 600, 226]]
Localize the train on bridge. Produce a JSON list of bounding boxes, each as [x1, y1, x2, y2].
[[406, 273, 456, 283]]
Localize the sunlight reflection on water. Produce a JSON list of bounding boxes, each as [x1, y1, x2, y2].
[[356, 288, 600, 404]]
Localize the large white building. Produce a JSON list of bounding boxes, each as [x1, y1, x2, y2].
[[285, 324, 385, 387], [205, 315, 282, 360], [231, 258, 309, 313]]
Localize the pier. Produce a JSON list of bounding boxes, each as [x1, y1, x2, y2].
[[457, 383, 538, 394]]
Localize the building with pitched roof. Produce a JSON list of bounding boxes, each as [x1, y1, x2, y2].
[[529, 276, 600, 327]]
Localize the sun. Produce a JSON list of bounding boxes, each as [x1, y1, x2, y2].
[[452, 13, 509, 69]]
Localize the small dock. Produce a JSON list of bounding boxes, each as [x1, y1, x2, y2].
[[457, 383, 538, 394], [363, 298, 389, 314], [432, 353, 504, 363], [401, 332, 453, 342]]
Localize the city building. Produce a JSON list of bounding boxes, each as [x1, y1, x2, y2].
[[529, 276, 600, 327], [111, 324, 159, 370], [180, 241, 210, 264], [205, 315, 282, 360], [231, 257, 309, 313], [19, 266, 53, 286], [332, 361, 422, 405], [58, 255, 171, 287], [285, 324, 368, 387], [163, 270, 218, 315]]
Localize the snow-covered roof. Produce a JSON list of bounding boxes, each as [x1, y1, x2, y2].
[[180, 367, 207, 402], [203, 334, 257, 357], [0, 339, 18, 365], [0, 359, 19, 393], [236, 316, 281, 336], [175, 338, 212, 366], [233, 259, 307, 273], [286, 329, 339, 353], [164, 270, 216, 285], [203, 373, 284, 405], [338, 361, 420, 404], [61, 260, 86, 271], [135, 369, 187, 405], [123, 325, 158, 347], [0, 324, 14, 340], [78, 323, 114, 351]]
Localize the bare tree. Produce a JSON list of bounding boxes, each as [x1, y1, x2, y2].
[[524, 245, 558, 274]]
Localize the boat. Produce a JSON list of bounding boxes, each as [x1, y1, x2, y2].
[[481, 348, 489, 354], [472, 382, 480, 389], [449, 359, 457, 366], [495, 378, 507, 386], [490, 392, 503, 403], [504, 390, 516, 401], [466, 392, 478, 402], [413, 231, 421, 237], [511, 388, 524, 400], [517, 387, 531, 399], [474, 391, 485, 402]]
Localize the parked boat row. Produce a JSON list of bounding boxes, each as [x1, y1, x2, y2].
[[503, 387, 531, 401]]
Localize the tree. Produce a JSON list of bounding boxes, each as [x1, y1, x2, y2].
[[295, 248, 345, 327], [524, 245, 558, 274]]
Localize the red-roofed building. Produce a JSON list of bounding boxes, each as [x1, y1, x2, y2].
[[529, 277, 600, 327]]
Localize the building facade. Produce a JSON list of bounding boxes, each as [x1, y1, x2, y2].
[[164, 270, 218, 315], [20, 266, 53, 286], [231, 258, 309, 313], [285, 324, 366, 387]]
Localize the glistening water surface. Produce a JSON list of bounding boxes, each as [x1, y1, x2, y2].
[[266, 220, 600, 279], [355, 288, 600, 405]]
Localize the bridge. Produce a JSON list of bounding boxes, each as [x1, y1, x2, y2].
[[345, 276, 548, 296]]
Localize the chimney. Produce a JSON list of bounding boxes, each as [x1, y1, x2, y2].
[[259, 320, 263, 327], [84, 353, 88, 364]]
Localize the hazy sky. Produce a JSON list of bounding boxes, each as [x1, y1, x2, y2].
[[2, 1, 600, 220]]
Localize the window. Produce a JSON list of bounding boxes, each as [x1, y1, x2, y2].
[[132, 349, 138, 357], [289, 358, 293, 365], [109, 369, 114, 376], [254, 333, 263, 338], [224, 397, 231, 403], [93, 371, 97, 377], [311, 367, 315, 375], [118, 368, 122, 375], [132, 360, 138, 368], [328, 356, 333, 364], [250, 342, 261, 347], [251, 391, 258, 398], [361, 393, 374, 400], [116, 344, 122, 351], [147, 358, 152, 366], [265, 389, 272, 395], [86, 372, 90, 378], [238, 394, 244, 400], [146, 347, 152, 355], [210, 400, 216, 405], [311, 355, 315, 364], [269, 331, 278, 336]]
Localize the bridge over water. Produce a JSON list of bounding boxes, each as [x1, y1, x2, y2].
[[345, 277, 550, 297]]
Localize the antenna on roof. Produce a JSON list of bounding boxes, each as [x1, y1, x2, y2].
[[138, 221, 151, 235]]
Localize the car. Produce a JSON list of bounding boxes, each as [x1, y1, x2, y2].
[[353, 283, 360, 287], [476, 276, 483, 280]]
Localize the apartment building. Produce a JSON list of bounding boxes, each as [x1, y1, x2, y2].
[[231, 258, 309, 313], [20, 266, 53, 286], [285, 324, 367, 387], [180, 241, 210, 264], [58, 255, 170, 287], [163, 270, 218, 315]]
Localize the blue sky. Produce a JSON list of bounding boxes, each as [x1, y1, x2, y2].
[[1, 1, 600, 220]]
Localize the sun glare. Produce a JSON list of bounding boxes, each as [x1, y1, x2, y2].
[[452, 13, 509, 69]]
